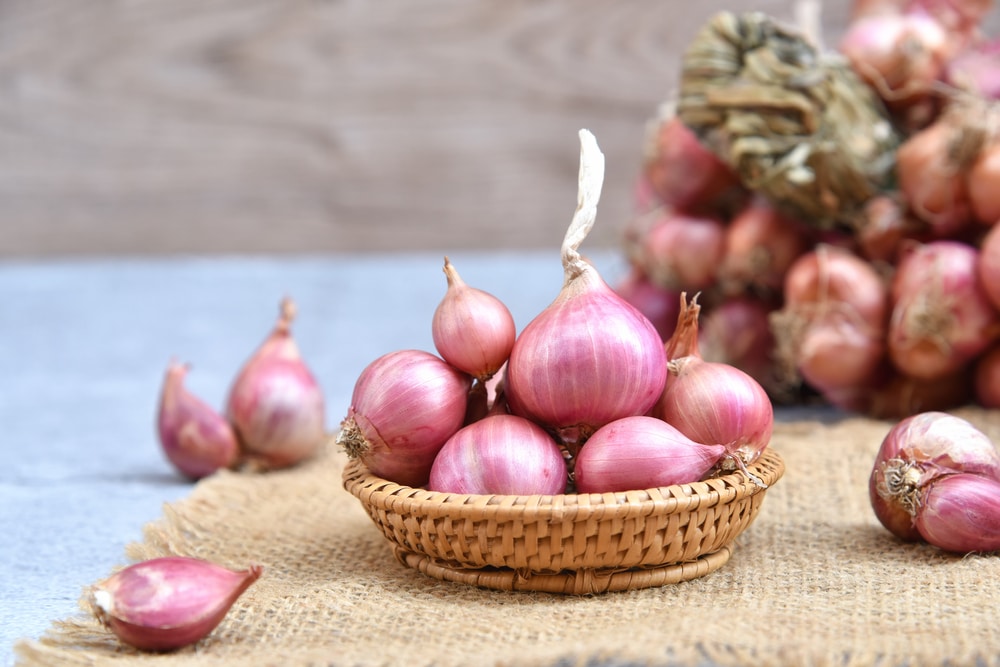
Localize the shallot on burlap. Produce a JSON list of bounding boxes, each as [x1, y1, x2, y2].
[[15, 410, 1000, 667]]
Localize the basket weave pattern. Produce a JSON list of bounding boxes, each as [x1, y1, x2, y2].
[[343, 448, 784, 592]]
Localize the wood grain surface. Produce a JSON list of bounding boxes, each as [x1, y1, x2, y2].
[[0, 1, 864, 257]]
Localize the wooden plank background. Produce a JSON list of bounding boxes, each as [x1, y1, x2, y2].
[[0, 1, 886, 257]]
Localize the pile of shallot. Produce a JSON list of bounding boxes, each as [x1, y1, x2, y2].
[[157, 297, 327, 479], [338, 130, 774, 495], [620, 0, 1000, 419]]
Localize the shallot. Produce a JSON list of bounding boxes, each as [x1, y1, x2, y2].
[[432, 256, 516, 382], [505, 130, 667, 450], [895, 116, 973, 237], [841, 7, 950, 86], [913, 473, 1000, 553], [946, 38, 1000, 100], [225, 298, 326, 470], [338, 349, 471, 487], [977, 216, 1000, 310], [718, 197, 811, 296], [614, 266, 681, 341], [641, 208, 727, 291], [888, 240, 999, 380], [574, 416, 726, 494], [157, 361, 239, 480], [855, 193, 928, 264], [968, 140, 1000, 226], [698, 296, 778, 395], [90, 557, 262, 652], [869, 411, 1000, 542], [654, 295, 774, 474], [974, 344, 1000, 407], [641, 106, 743, 213], [771, 245, 888, 405], [427, 414, 567, 495]]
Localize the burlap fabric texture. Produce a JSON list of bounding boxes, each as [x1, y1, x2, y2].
[[15, 409, 1000, 667]]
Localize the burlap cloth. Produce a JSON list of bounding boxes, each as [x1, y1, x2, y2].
[[14, 408, 1000, 667]]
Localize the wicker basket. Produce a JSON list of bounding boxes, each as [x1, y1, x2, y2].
[[342, 448, 784, 594]]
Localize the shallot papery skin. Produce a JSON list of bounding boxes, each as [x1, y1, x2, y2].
[[869, 411, 1000, 541], [505, 130, 667, 448], [654, 356, 773, 468], [338, 349, 471, 487], [888, 241, 1000, 380], [157, 361, 239, 480], [574, 416, 727, 494], [90, 557, 262, 652], [914, 473, 1000, 553], [432, 256, 516, 382], [226, 298, 326, 470], [428, 414, 567, 495]]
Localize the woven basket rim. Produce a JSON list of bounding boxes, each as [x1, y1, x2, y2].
[[343, 447, 784, 521]]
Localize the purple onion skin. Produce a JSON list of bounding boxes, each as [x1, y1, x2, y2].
[[428, 414, 568, 495], [574, 416, 727, 493], [915, 473, 1000, 554], [157, 362, 240, 480], [505, 268, 667, 446]]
